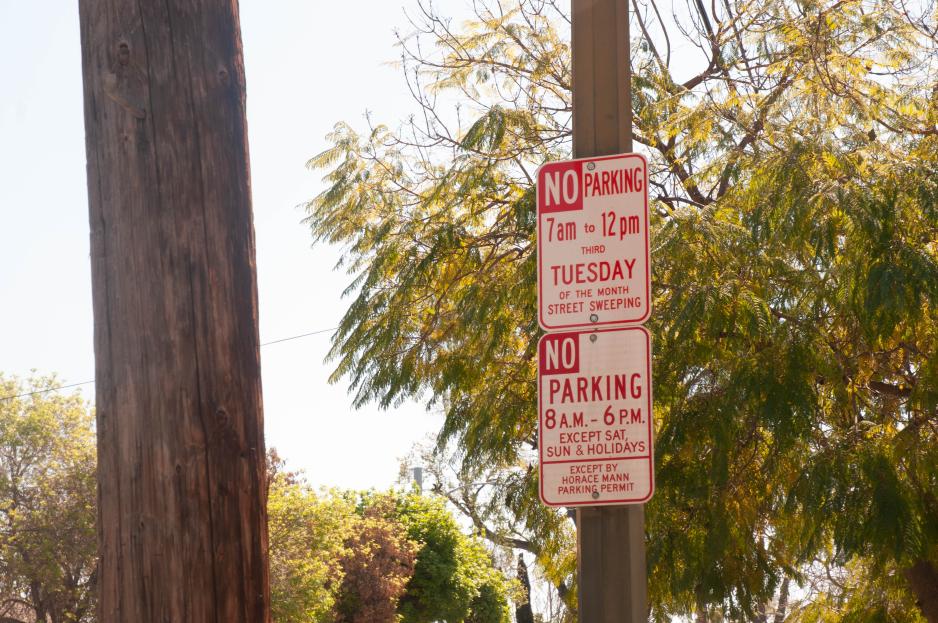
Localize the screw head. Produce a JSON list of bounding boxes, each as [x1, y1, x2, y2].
[[586, 161, 596, 171], [591, 490, 600, 499], [590, 313, 599, 323], [589, 334, 598, 343]]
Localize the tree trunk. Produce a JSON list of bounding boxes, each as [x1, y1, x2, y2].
[[28, 580, 46, 623], [694, 590, 710, 623], [515, 555, 535, 623], [77, 1, 270, 621], [906, 560, 938, 623], [773, 578, 790, 623]]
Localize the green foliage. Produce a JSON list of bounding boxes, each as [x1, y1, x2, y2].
[[0, 374, 97, 623], [650, 137, 938, 619], [0, 390, 510, 623], [360, 491, 513, 623], [414, 446, 578, 618], [267, 470, 512, 623], [306, 0, 938, 620], [333, 507, 417, 623], [268, 473, 354, 623], [788, 558, 926, 623]]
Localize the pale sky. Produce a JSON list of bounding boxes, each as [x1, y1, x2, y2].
[[0, 0, 476, 490]]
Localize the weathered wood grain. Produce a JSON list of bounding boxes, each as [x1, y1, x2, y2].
[[78, 2, 270, 620]]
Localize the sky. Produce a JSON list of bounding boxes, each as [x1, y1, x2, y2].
[[0, 0, 476, 490]]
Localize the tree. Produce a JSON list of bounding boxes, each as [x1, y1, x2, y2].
[[786, 557, 925, 623], [514, 555, 535, 623], [0, 375, 97, 623], [333, 503, 417, 623], [267, 468, 353, 623], [266, 460, 511, 623], [0, 385, 509, 623], [409, 443, 577, 620], [357, 491, 514, 623], [305, 0, 938, 620]]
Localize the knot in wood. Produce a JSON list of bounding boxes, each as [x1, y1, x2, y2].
[[117, 41, 131, 66]]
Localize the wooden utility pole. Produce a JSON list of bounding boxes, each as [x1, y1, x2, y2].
[[78, 2, 270, 621], [571, 0, 649, 620]]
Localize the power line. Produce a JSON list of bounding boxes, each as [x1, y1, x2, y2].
[[0, 326, 338, 402], [260, 326, 337, 346], [0, 379, 98, 402]]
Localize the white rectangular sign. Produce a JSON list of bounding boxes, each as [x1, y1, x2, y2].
[[538, 326, 654, 506], [537, 153, 650, 330]]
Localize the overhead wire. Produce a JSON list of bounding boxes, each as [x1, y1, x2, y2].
[[0, 326, 338, 402]]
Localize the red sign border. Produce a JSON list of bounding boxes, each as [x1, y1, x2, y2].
[[537, 325, 654, 507], [536, 152, 652, 331]]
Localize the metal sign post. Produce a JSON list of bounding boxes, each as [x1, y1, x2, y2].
[[571, 0, 648, 620]]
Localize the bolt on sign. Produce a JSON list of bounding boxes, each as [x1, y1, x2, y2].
[[538, 327, 654, 506], [537, 153, 650, 330]]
